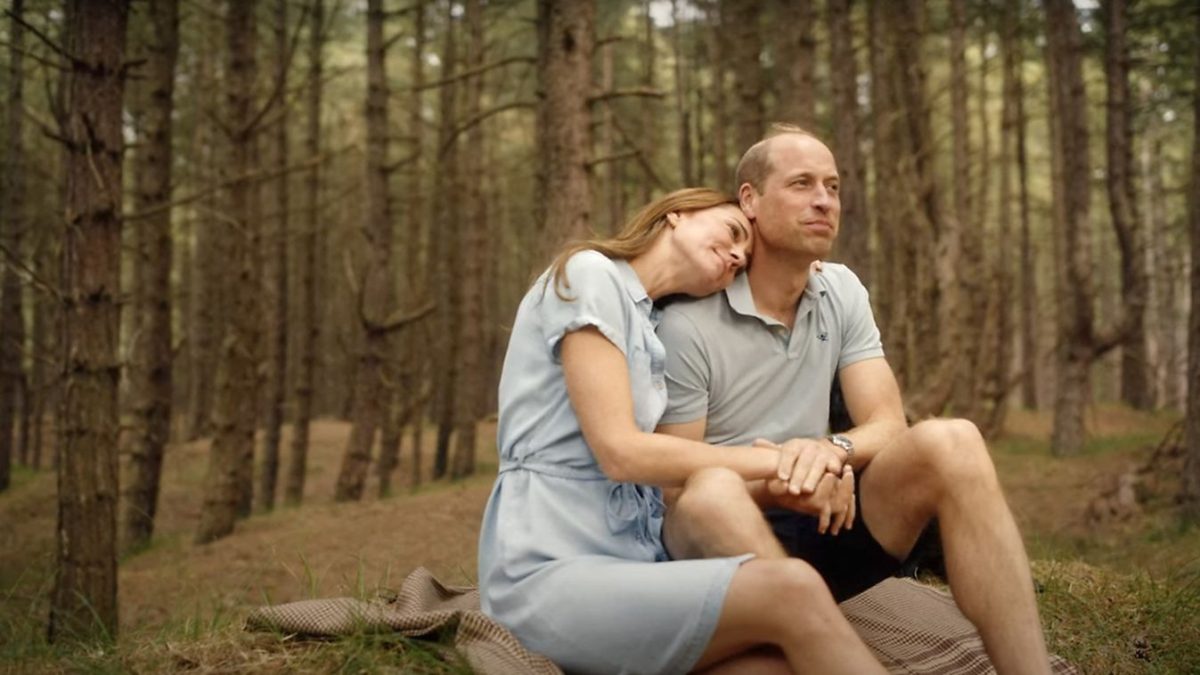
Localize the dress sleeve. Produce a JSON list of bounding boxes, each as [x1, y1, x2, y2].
[[657, 307, 711, 424], [539, 251, 631, 361], [837, 268, 885, 370]]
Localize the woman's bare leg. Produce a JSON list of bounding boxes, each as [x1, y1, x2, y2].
[[692, 559, 886, 675]]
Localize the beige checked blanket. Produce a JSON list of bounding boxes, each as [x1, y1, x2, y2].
[[246, 567, 1078, 674]]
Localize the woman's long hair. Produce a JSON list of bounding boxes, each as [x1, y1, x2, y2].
[[547, 187, 737, 300]]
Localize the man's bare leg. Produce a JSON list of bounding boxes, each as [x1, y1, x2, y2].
[[860, 418, 1052, 675]]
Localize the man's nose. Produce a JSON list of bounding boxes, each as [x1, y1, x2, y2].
[[812, 185, 832, 211]]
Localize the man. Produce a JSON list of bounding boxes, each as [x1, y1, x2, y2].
[[656, 124, 1052, 674]]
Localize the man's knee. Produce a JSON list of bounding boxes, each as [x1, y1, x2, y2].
[[907, 418, 998, 491]]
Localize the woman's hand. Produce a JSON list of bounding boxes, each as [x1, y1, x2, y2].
[[756, 437, 844, 496]]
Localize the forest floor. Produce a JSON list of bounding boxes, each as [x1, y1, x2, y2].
[[1, 406, 1197, 674]]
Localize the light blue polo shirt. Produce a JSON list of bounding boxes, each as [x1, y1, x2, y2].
[[657, 263, 884, 445]]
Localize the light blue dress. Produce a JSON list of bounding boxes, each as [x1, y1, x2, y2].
[[478, 251, 752, 675]]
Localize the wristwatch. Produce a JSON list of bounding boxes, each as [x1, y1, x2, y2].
[[827, 433, 855, 463]]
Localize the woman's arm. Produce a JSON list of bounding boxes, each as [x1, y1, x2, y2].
[[562, 327, 782, 487]]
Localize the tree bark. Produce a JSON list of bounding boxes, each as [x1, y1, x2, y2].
[[430, 0, 462, 481], [48, 0, 129, 642], [450, 0, 487, 481], [1045, 0, 1147, 455], [705, 2, 730, 192], [259, 0, 291, 512], [196, 0, 262, 542], [826, 0, 871, 288], [335, 0, 397, 501], [724, 0, 763, 153], [1104, 0, 1151, 411], [1015, 0, 1038, 410], [186, 13, 224, 441], [286, 0, 325, 507], [537, 0, 593, 251], [772, 0, 814, 128], [671, 0, 695, 186], [122, 0, 179, 553], [0, 0, 28, 492], [404, 0, 428, 493], [1182, 3, 1200, 519]]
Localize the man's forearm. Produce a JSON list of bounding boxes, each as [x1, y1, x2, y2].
[[835, 415, 908, 470]]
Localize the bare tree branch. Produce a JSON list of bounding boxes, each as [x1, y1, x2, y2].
[[588, 86, 665, 105], [413, 54, 535, 91], [438, 99, 535, 157]]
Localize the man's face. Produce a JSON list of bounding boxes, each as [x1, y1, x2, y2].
[[740, 134, 841, 261]]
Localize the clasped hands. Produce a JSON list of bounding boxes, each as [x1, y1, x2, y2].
[[755, 437, 856, 536]]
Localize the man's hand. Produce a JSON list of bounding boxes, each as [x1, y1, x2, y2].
[[765, 465, 856, 535], [757, 437, 845, 496]]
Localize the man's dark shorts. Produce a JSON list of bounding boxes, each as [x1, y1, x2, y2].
[[766, 468, 938, 602]]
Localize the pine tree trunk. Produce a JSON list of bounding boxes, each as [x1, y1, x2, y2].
[[122, 0, 179, 552], [197, 0, 261, 542], [286, 0, 324, 507], [1045, 0, 1095, 455], [984, 0, 1020, 438], [772, 0, 814, 128], [431, 1, 461, 481], [259, 0, 291, 512], [187, 15, 224, 441], [724, 0, 763, 153], [451, 0, 487, 480], [402, 0, 427, 493], [1103, 0, 1151, 411], [1182, 4, 1200, 519], [335, 0, 395, 501], [1015, 0, 1038, 410], [537, 0, 593, 250], [826, 0, 871, 288], [671, 0, 694, 186], [0, 0, 28, 492], [706, 4, 730, 192], [48, 0, 129, 642]]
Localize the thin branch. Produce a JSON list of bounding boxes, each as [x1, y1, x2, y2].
[[610, 114, 667, 190], [0, 241, 60, 301], [372, 302, 437, 333], [586, 149, 639, 168], [3, 9, 78, 68], [0, 39, 68, 72], [124, 147, 351, 221], [438, 99, 536, 157], [242, 1, 312, 136], [588, 86, 665, 105], [413, 54, 535, 91]]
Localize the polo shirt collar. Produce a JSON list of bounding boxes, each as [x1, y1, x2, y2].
[[725, 270, 827, 330]]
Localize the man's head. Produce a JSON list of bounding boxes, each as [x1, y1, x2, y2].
[[735, 124, 841, 261]]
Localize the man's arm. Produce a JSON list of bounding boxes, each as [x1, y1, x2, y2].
[[833, 356, 908, 469]]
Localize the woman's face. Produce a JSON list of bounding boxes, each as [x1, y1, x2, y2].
[[671, 203, 753, 296]]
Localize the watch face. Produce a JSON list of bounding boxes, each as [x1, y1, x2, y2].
[[831, 434, 853, 451]]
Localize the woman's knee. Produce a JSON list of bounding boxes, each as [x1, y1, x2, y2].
[[738, 559, 840, 624], [674, 467, 753, 518]]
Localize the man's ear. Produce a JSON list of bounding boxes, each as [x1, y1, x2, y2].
[[737, 183, 757, 218]]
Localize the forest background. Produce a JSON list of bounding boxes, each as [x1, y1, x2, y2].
[[0, 0, 1199, 671]]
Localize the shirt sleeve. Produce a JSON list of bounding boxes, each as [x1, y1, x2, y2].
[[538, 251, 631, 361], [836, 267, 885, 370], [657, 306, 711, 424]]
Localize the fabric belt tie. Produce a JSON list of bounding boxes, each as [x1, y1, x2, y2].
[[499, 456, 664, 544]]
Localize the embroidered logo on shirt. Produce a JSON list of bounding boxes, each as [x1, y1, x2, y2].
[[818, 332, 829, 342]]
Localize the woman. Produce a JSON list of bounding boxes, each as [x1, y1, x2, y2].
[[478, 188, 884, 675]]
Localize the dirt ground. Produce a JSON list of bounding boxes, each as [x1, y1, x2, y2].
[[0, 406, 1183, 638], [0, 419, 495, 635]]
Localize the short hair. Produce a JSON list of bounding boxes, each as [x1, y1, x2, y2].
[[734, 123, 819, 195]]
